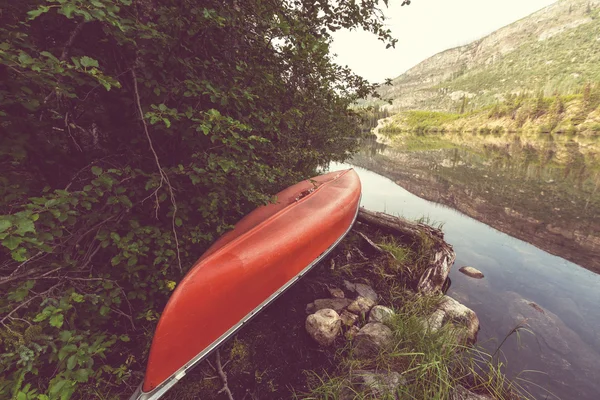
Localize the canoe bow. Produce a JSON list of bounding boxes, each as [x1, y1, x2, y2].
[[131, 169, 361, 399]]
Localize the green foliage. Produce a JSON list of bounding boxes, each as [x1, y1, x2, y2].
[[0, 0, 399, 398]]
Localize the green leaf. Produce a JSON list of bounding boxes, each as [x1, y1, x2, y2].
[[27, 6, 50, 20], [73, 368, 90, 382], [67, 354, 77, 370], [175, 217, 182, 227], [80, 56, 99, 68], [91, 166, 103, 176], [58, 344, 77, 361], [0, 219, 11, 233], [127, 255, 138, 267], [49, 378, 68, 395], [60, 4, 77, 19], [16, 392, 26, 400], [15, 218, 35, 236], [18, 52, 33, 65], [99, 305, 110, 316], [59, 331, 73, 342], [2, 236, 22, 250], [50, 314, 64, 328], [119, 335, 130, 342], [71, 293, 84, 303]]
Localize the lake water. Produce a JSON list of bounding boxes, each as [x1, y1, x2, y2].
[[331, 160, 600, 400]]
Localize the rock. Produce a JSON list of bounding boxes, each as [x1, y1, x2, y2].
[[306, 298, 352, 314], [459, 266, 484, 279], [347, 296, 376, 315], [340, 310, 359, 327], [421, 296, 479, 343], [343, 280, 356, 292], [451, 384, 494, 400], [345, 325, 360, 340], [350, 370, 406, 398], [437, 296, 480, 343], [497, 292, 600, 398], [422, 309, 445, 333], [355, 283, 378, 302], [353, 322, 393, 358], [305, 309, 342, 346], [328, 286, 345, 299], [369, 305, 395, 324]]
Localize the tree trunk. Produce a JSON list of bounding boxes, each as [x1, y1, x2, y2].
[[356, 208, 455, 294]]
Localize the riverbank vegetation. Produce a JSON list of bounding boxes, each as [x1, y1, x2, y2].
[[161, 218, 529, 399], [0, 1, 402, 398], [381, 83, 600, 137]]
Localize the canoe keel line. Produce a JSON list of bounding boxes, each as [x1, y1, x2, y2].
[[131, 169, 362, 399]]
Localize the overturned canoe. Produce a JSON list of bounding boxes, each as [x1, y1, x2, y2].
[[131, 169, 361, 399]]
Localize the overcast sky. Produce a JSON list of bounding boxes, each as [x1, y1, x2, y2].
[[331, 0, 558, 83]]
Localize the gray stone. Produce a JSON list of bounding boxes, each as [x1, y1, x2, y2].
[[422, 309, 445, 333], [347, 296, 376, 315], [369, 305, 395, 324], [306, 298, 352, 314], [305, 309, 342, 346], [328, 286, 345, 299], [343, 280, 356, 292], [353, 322, 393, 358], [451, 384, 494, 400], [421, 296, 479, 343], [459, 266, 485, 279], [350, 370, 406, 398], [438, 296, 480, 343], [355, 283, 378, 302], [340, 310, 359, 327]]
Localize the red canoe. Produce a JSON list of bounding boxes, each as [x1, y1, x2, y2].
[[131, 169, 361, 399]]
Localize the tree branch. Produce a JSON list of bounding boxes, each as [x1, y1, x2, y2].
[[131, 68, 182, 273], [215, 349, 234, 400]]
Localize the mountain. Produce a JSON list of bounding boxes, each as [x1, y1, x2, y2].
[[375, 0, 600, 113]]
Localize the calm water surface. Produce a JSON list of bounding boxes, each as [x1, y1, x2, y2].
[[332, 161, 600, 400]]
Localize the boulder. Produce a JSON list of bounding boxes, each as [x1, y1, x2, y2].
[[328, 286, 345, 299], [340, 310, 359, 327], [343, 280, 356, 292], [369, 305, 395, 324], [355, 283, 378, 302], [347, 296, 376, 315], [437, 296, 480, 343], [305, 309, 342, 346], [349, 370, 406, 398], [306, 298, 352, 314], [353, 322, 393, 358], [459, 266, 484, 279], [422, 296, 479, 343]]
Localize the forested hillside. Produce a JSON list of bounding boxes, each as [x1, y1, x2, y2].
[[0, 1, 399, 398], [372, 0, 600, 112]]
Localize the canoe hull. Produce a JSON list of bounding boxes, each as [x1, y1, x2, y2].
[[133, 169, 361, 399]]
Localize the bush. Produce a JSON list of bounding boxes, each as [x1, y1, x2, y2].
[[0, 1, 397, 398]]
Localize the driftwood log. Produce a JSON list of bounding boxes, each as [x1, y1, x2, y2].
[[356, 208, 456, 295]]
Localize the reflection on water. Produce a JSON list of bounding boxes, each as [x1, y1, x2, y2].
[[333, 161, 600, 400], [351, 137, 600, 273]]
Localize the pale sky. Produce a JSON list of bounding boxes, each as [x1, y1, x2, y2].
[[331, 0, 558, 83]]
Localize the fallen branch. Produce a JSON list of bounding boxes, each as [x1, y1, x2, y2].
[[356, 231, 393, 258], [131, 68, 182, 273], [356, 208, 455, 294], [215, 349, 234, 400]]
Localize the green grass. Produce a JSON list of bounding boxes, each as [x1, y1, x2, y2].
[[299, 294, 534, 400]]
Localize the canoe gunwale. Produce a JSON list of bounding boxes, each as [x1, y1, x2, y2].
[[130, 194, 361, 400]]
